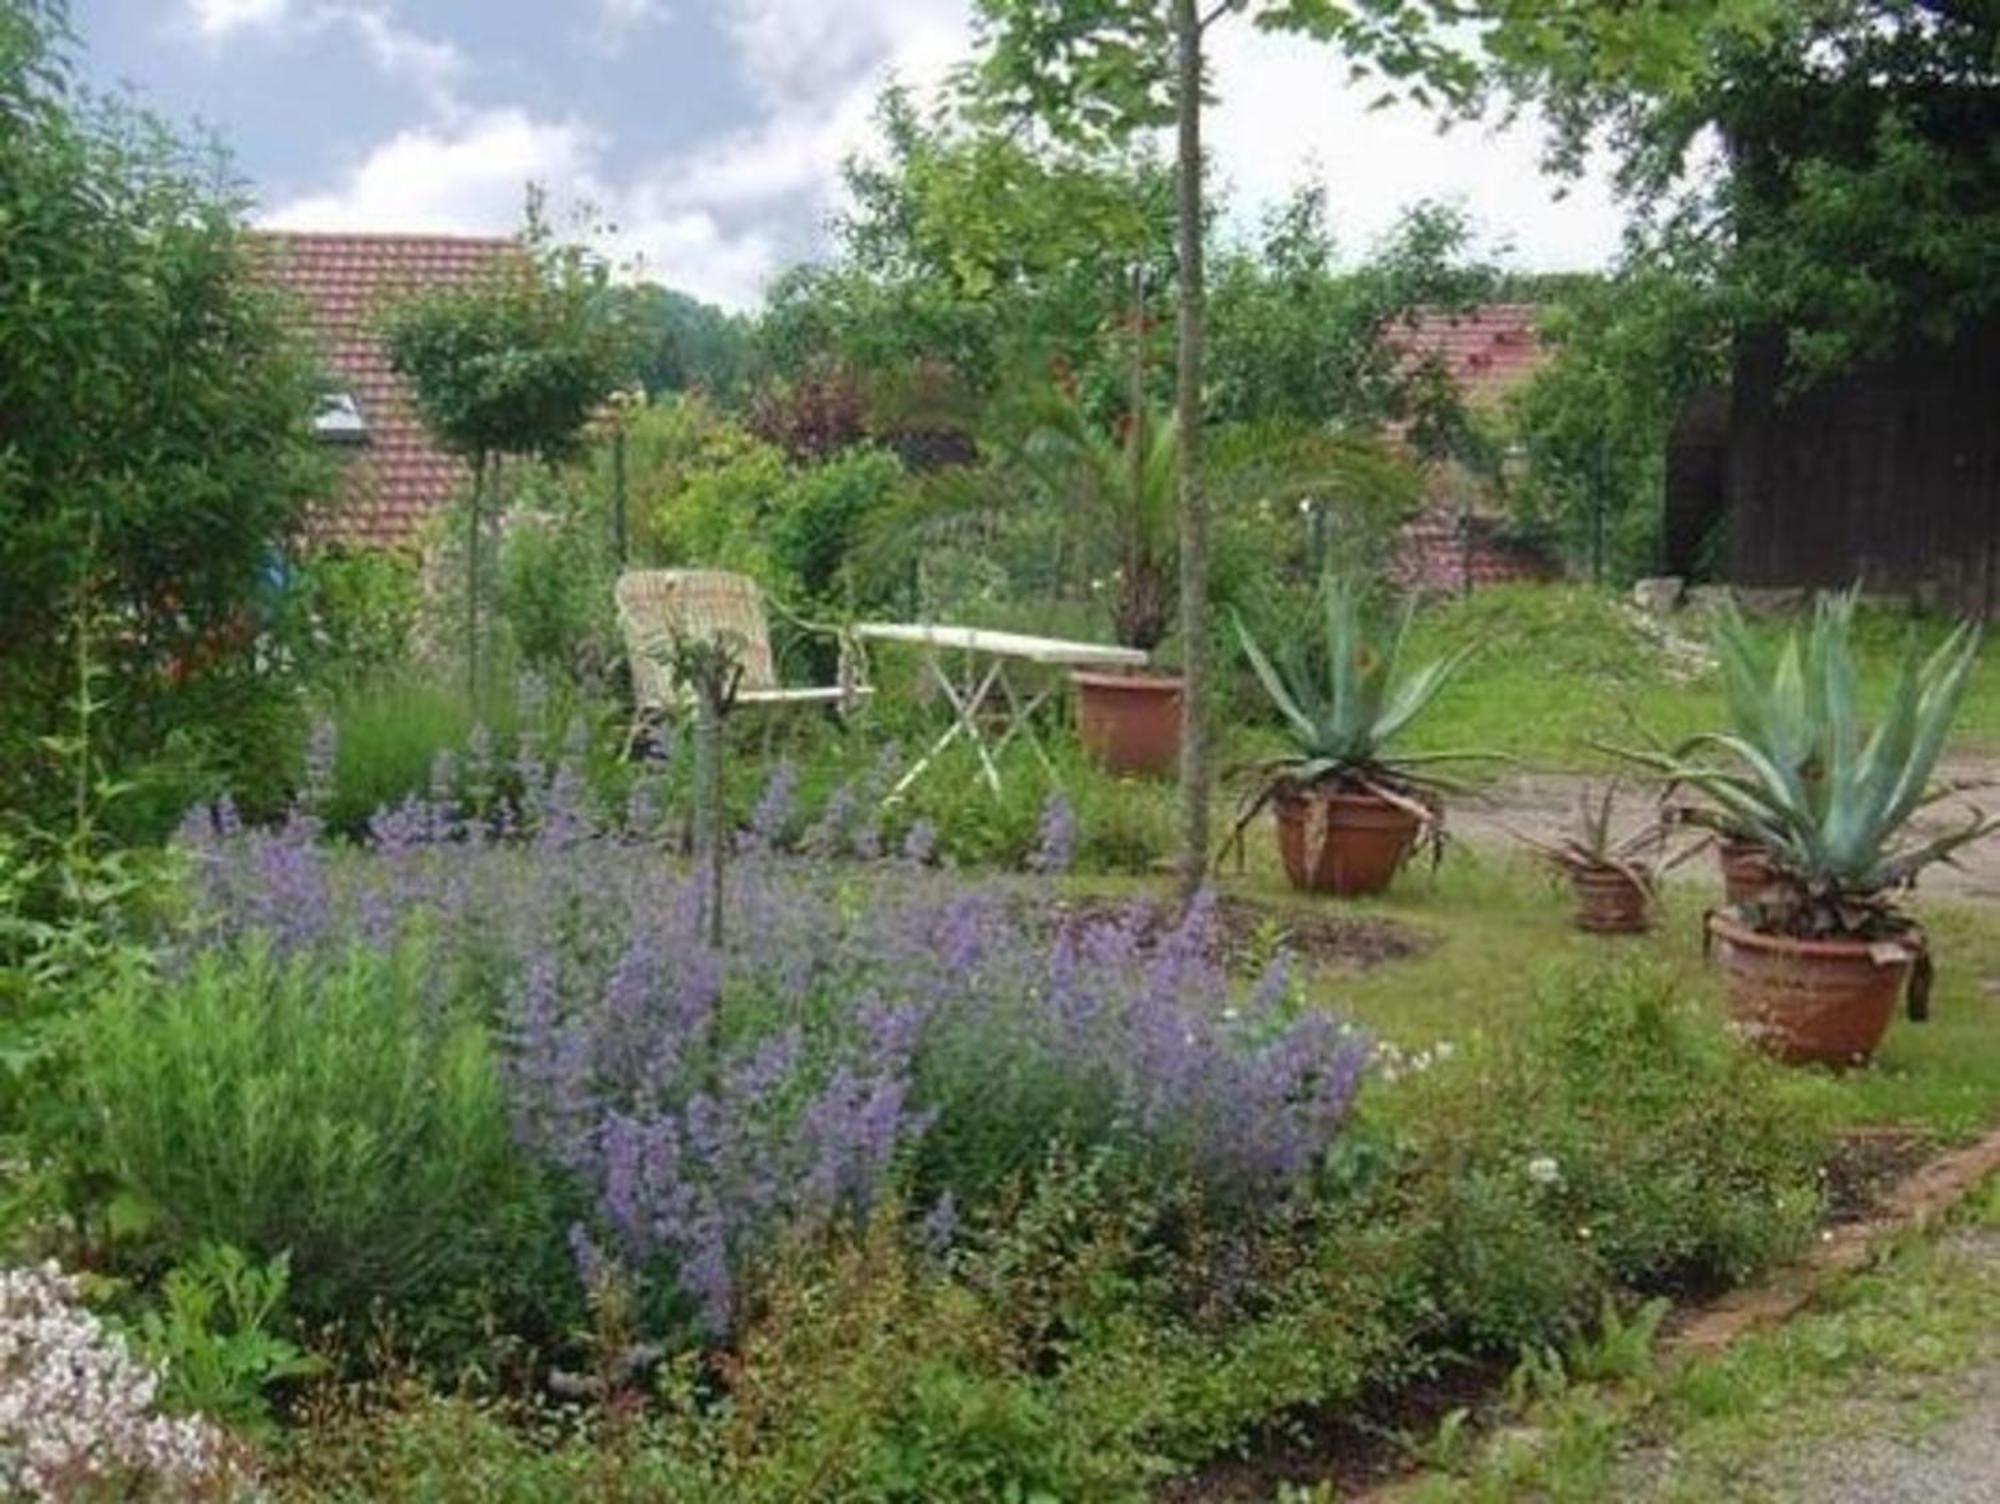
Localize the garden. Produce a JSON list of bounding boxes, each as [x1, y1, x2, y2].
[[4, 1, 1997, 1500]]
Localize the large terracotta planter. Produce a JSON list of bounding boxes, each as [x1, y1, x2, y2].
[[1073, 670, 1182, 778], [1718, 839, 1781, 905], [1275, 788, 1423, 896], [1569, 863, 1652, 934], [1707, 912, 1918, 1066]]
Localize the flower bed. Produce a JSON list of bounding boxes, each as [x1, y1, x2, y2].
[[22, 749, 1836, 1500]]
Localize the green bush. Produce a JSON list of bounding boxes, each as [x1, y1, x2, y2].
[[770, 446, 907, 612], [496, 472, 622, 689], [0, 3, 331, 827], [70, 939, 567, 1345], [1376, 954, 1828, 1351], [288, 549, 425, 689]]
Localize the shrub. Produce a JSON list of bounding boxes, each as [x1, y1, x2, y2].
[[769, 446, 906, 612], [496, 491, 621, 689], [287, 549, 424, 689], [0, 3, 330, 827], [171, 762, 1366, 1349], [69, 938, 564, 1343], [1374, 955, 1828, 1350]]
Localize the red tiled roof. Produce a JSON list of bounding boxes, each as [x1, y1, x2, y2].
[[1388, 303, 1548, 405], [255, 231, 520, 549]]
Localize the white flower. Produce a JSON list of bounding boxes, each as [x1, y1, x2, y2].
[[0, 1261, 232, 1502], [1526, 1155, 1562, 1186]]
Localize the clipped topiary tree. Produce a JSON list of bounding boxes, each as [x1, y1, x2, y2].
[[382, 196, 632, 698]]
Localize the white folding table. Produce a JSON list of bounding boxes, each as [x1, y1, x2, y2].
[[851, 622, 1149, 796]]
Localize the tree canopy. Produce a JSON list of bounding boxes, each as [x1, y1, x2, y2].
[[1499, 0, 1997, 381]]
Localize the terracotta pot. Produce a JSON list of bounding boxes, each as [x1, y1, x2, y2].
[[1718, 839, 1781, 905], [1072, 670, 1182, 778], [1569, 863, 1652, 934], [1706, 912, 1917, 1066], [1274, 788, 1423, 896]]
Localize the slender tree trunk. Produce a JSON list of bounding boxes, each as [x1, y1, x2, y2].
[[693, 677, 726, 949], [611, 425, 629, 566], [466, 451, 486, 704], [1173, 0, 1211, 901]]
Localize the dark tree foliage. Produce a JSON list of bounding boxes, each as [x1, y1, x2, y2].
[[617, 282, 750, 402], [1499, 0, 1999, 382], [0, 0, 331, 826], [1493, 1, 1996, 578]]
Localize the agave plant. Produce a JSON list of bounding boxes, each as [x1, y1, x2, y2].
[[1229, 573, 1488, 849], [1618, 591, 1994, 935], [1509, 781, 1701, 889]]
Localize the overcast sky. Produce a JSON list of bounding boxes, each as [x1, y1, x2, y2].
[[72, 1, 1630, 311]]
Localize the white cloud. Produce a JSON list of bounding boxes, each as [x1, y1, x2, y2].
[[183, 0, 465, 115], [259, 108, 779, 310], [586, 0, 670, 53], [327, 6, 467, 115], [186, 0, 288, 40], [254, 0, 1623, 316], [264, 108, 594, 231], [1203, 21, 1625, 271]]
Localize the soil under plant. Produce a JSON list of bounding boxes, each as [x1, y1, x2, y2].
[[1026, 893, 1432, 975], [1162, 1127, 1959, 1503]]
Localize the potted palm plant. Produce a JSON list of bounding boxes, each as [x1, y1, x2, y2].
[[1620, 592, 1993, 1065], [1013, 384, 1184, 776], [1231, 573, 1485, 896], [1510, 782, 1701, 934]]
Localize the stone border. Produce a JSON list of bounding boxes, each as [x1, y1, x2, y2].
[[1665, 1125, 2000, 1359], [1348, 1125, 2000, 1502]]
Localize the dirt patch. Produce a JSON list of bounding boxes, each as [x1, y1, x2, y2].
[[1453, 754, 2000, 904], [1824, 1127, 1938, 1225], [1160, 1358, 1505, 1504], [1027, 894, 1431, 975]]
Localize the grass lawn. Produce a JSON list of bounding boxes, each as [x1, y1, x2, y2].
[[1391, 586, 2000, 771], [1382, 1175, 2000, 1503], [1064, 837, 2000, 1144]]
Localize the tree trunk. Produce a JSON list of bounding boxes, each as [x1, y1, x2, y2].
[[1173, 0, 1211, 902], [693, 677, 726, 948], [466, 452, 486, 704]]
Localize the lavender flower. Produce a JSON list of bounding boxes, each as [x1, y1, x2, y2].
[[1028, 791, 1077, 875], [746, 761, 798, 850], [181, 768, 1370, 1341], [900, 819, 938, 866]]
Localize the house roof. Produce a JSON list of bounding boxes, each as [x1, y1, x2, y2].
[[1389, 303, 1548, 405], [255, 231, 519, 548]]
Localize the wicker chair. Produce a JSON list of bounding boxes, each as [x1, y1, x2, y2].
[[615, 569, 870, 756]]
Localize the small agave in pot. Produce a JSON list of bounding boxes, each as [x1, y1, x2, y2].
[[1509, 781, 1704, 934], [1229, 573, 1496, 896]]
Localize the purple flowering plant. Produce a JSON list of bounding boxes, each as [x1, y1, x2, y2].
[[171, 732, 1371, 1342]]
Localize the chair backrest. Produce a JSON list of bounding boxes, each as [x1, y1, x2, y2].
[[615, 569, 779, 709]]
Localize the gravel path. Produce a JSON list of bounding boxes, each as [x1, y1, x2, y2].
[[1613, 1225, 2000, 1504], [1452, 756, 2000, 903], [1799, 1368, 2000, 1504]]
